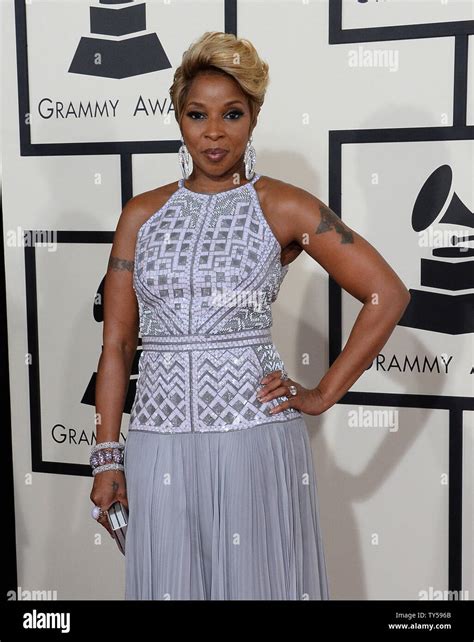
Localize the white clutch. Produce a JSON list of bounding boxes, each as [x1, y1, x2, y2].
[[106, 501, 128, 555]]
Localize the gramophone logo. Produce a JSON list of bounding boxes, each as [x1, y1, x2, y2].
[[69, 0, 171, 79], [399, 164, 473, 335]]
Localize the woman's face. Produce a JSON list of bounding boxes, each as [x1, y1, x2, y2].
[[179, 71, 255, 183]]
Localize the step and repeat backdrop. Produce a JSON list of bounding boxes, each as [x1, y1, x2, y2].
[[2, 0, 473, 600]]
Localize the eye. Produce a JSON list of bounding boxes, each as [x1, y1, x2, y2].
[[186, 111, 204, 119], [225, 109, 244, 119]]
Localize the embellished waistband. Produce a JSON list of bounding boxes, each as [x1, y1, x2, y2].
[[140, 327, 273, 352]]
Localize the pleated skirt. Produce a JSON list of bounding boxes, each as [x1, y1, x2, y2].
[[123, 416, 329, 600]]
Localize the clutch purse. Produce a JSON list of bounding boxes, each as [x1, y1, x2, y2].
[[106, 501, 128, 555]]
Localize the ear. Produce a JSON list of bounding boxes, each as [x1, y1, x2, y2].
[[250, 107, 261, 134]]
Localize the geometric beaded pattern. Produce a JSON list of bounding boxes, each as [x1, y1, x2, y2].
[[128, 173, 302, 433]]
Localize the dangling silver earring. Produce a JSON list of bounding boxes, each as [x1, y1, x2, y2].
[[244, 136, 256, 180], [178, 135, 193, 179]]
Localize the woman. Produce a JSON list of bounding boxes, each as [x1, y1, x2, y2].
[[90, 31, 410, 600]]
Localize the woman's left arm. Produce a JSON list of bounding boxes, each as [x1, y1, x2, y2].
[[264, 186, 411, 416]]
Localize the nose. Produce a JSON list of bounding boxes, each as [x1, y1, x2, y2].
[[203, 115, 225, 140]]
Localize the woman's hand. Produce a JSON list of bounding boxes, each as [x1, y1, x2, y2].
[[257, 370, 328, 416], [90, 470, 128, 539]]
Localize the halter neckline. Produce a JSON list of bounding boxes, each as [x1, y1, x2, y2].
[[178, 173, 260, 197]]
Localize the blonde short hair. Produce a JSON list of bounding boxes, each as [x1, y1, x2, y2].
[[169, 31, 270, 131]]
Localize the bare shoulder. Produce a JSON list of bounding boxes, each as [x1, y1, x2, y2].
[[255, 174, 319, 205], [256, 174, 353, 243], [118, 179, 181, 233], [255, 175, 330, 223], [254, 175, 332, 264], [108, 180, 181, 271]]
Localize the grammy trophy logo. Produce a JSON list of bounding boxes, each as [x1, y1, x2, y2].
[[69, 0, 171, 79]]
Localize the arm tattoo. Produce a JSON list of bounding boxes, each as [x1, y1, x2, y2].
[[112, 480, 119, 492], [108, 256, 134, 272], [316, 204, 354, 244]]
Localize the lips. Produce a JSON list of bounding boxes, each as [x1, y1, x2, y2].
[[203, 149, 228, 161]]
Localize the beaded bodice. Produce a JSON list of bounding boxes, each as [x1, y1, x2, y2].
[[128, 173, 302, 433]]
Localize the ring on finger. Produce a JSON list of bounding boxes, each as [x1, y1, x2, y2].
[[91, 505, 108, 521], [279, 382, 298, 399]]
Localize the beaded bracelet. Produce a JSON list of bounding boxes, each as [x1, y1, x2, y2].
[[90, 448, 124, 468], [92, 462, 125, 476], [90, 441, 124, 473]]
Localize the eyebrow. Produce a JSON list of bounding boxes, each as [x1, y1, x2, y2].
[[186, 99, 245, 108]]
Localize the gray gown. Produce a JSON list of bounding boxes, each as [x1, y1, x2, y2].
[[123, 172, 329, 600]]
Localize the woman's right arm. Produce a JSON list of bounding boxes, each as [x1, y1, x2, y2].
[[90, 195, 148, 536]]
